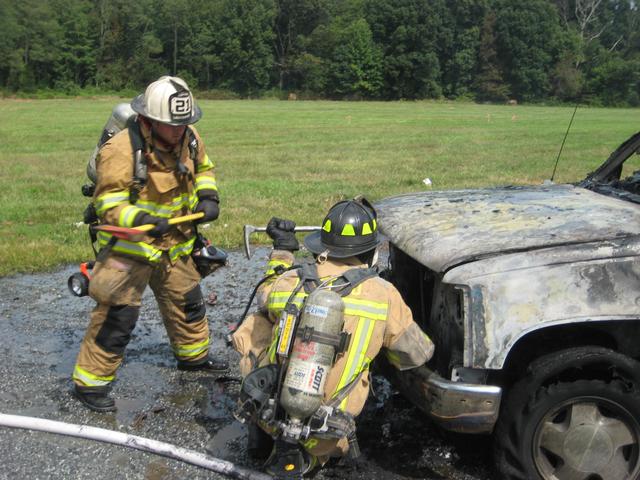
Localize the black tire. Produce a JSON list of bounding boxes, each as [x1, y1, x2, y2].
[[494, 348, 640, 480]]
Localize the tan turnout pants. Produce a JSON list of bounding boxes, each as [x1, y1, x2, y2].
[[72, 252, 209, 388]]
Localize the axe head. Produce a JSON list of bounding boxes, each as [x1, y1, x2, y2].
[[243, 224, 258, 259]]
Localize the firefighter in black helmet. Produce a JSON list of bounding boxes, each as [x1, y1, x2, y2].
[[303, 198, 380, 259], [232, 198, 435, 478]]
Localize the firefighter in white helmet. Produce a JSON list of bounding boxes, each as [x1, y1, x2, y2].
[[72, 76, 227, 412], [232, 198, 434, 477]]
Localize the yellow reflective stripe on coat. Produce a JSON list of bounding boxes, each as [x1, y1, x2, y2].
[[169, 237, 196, 261], [334, 317, 376, 396], [196, 154, 214, 173], [195, 176, 218, 193], [72, 365, 115, 387], [173, 338, 210, 358], [97, 231, 163, 262], [119, 204, 144, 227], [95, 191, 129, 215], [97, 232, 195, 263]]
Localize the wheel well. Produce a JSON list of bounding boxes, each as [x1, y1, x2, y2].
[[496, 321, 640, 387]]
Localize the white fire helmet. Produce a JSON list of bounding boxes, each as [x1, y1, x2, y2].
[[131, 76, 202, 125]]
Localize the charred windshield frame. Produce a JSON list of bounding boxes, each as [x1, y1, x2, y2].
[[579, 131, 640, 203]]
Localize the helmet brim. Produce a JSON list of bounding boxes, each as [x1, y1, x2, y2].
[[303, 231, 381, 258], [131, 94, 202, 126]]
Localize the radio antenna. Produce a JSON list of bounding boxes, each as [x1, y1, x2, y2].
[[550, 103, 579, 182]]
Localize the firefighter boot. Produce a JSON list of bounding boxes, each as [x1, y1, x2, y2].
[[74, 385, 116, 413], [177, 356, 229, 373]]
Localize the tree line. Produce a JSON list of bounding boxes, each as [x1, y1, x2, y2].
[[0, 0, 638, 105]]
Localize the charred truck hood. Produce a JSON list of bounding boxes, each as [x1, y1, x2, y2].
[[375, 184, 640, 273]]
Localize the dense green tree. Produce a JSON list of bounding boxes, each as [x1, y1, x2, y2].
[[440, 0, 487, 98], [272, 0, 330, 90], [494, 0, 565, 101], [0, 0, 637, 104], [51, 0, 97, 89], [329, 19, 383, 97], [210, 0, 276, 95], [474, 10, 509, 101], [365, 0, 445, 99]]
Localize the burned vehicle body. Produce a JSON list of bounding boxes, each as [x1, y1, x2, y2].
[[375, 132, 640, 480]]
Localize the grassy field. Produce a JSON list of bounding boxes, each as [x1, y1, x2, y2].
[[0, 98, 638, 276]]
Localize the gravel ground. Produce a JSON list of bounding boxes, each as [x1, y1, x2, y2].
[[0, 247, 493, 480]]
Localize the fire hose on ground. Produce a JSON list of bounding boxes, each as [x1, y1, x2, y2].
[[0, 413, 271, 480]]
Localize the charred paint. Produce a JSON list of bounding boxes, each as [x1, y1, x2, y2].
[[376, 185, 640, 273], [443, 238, 640, 369]]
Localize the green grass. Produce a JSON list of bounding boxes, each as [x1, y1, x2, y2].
[[0, 98, 638, 276]]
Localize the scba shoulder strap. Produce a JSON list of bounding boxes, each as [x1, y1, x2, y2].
[[289, 264, 379, 355]]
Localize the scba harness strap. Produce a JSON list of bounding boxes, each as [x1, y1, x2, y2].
[[291, 264, 378, 356]]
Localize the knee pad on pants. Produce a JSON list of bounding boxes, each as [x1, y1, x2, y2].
[[184, 285, 206, 323], [96, 305, 139, 355]]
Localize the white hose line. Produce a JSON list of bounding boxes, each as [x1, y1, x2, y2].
[[0, 413, 271, 480]]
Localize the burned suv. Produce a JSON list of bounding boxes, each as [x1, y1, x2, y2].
[[375, 132, 640, 480]]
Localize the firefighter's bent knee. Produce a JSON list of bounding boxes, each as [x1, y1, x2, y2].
[[184, 285, 206, 323], [96, 305, 139, 354]]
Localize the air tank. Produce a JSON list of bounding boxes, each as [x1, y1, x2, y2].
[[87, 103, 136, 183], [280, 288, 345, 421]]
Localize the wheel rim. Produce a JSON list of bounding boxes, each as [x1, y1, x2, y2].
[[533, 396, 640, 480]]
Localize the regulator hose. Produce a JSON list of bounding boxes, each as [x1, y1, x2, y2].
[[0, 413, 271, 480]]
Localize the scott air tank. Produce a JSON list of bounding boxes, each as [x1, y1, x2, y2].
[[280, 288, 345, 421]]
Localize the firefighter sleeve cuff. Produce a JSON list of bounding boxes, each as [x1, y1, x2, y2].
[[385, 323, 434, 371]]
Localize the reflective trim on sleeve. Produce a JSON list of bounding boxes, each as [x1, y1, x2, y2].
[[267, 290, 307, 317], [119, 204, 144, 227], [196, 154, 214, 172], [195, 176, 218, 193], [72, 365, 115, 387], [95, 191, 129, 216], [343, 298, 388, 321], [265, 259, 291, 276], [189, 192, 199, 210], [172, 338, 210, 358], [135, 192, 198, 218]]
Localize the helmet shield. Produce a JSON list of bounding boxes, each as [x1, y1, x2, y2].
[[304, 199, 381, 258], [131, 76, 202, 126]]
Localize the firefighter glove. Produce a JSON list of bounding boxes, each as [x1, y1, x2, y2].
[[134, 213, 170, 238], [267, 217, 299, 251], [194, 199, 219, 223]]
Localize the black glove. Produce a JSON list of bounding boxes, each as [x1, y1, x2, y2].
[[266, 217, 299, 251], [133, 212, 170, 238], [194, 199, 219, 223]]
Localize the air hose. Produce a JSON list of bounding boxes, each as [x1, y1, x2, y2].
[[0, 413, 271, 480]]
